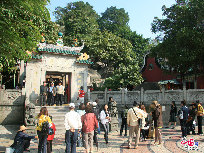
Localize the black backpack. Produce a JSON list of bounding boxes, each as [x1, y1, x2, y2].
[[41, 121, 54, 135]]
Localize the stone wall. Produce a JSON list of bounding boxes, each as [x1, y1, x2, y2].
[[0, 89, 25, 125], [90, 88, 204, 125]]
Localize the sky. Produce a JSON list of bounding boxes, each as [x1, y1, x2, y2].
[[47, 0, 176, 39]]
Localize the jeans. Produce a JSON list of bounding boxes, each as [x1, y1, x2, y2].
[[102, 123, 109, 143], [47, 140, 52, 153], [65, 130, 78, 153], [40, 95, 47, 106], [37, 131, 47, 153], [120, 118, 127, 135], [197, 116, 203, 134], [180, 119, 187, 137], [47, 93, 54, 106], [77, 132, 82, 147], [97, 122, 100, 134], [57, 94, 63, 105]]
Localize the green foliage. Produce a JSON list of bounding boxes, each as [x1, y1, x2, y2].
[[0, 0, 58, 72], [151, 0, 204, 76], [98, 6, 129, 35], [98, 6, 150, 65], [103, 63, 143, 90], [54, 1, 146, 89]]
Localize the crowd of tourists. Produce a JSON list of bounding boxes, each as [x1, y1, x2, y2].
[[40, 80, 85, 106], [10, 98, 203, 153]]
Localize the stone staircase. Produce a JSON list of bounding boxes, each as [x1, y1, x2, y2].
[[35, 106, 69, 136]]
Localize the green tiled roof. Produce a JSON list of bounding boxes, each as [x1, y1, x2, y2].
[[37, 47, 81, 56], [32, 54, 42, 59], [76, 60, 94, 65]]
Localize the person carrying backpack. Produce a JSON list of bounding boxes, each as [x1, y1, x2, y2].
[[36, 107, 52, 153], [120, 105, 128, 136], [47, 116, 56, 153], [81, 105, 98, 153]]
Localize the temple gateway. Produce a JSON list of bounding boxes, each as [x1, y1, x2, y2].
[[23, 33, 92, 105]]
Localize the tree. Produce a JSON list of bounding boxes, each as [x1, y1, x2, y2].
[[151, 0, 204, 77], [98, 6, 150, 65], [98, 6, 130, 35], [0, 0, 58, 72], [54, 1, 144, 89]]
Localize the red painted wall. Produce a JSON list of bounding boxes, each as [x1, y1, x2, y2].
[[197, 75, 204, 89], [142, 58, 177, 82]]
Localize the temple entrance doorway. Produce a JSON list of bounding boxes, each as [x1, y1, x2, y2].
[[46, 71, 71, 104]]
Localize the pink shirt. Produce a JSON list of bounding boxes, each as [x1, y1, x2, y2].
[[81, 113, 98, 133]]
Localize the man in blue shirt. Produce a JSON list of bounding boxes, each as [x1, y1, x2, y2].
[[48, 82, 56, 106], [179, 100, 189, 139]]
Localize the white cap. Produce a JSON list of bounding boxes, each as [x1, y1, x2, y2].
[[92, 102, 97, 106], [69, 103, 75, 108]]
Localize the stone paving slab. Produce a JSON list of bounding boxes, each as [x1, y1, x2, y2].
[[0, 125, 204, 153]]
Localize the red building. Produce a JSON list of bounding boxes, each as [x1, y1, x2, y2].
[[141, 56, 204, 89]]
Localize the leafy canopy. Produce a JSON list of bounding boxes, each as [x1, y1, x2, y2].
[[54, 1, 149, 89], [0, 0, 58, 72], [151, 0, 204, 76]]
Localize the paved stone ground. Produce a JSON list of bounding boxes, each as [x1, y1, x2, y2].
[[0, 125, 204, 153]]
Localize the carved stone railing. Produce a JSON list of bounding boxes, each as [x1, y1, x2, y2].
[[90, 88, 204, 125], [0, 89, 25, 124]]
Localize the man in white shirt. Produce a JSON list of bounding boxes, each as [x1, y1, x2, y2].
[[127, 101, 147, 149], [64, 103, 82, 153], [56, 81, 64, 105]]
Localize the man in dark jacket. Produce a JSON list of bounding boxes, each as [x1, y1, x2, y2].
[[11, 125, 38, 152], [187, 103, 196, 135], [40, 81, 48, 106], [120, 105, 128, 136], [178, 100, 189, 139]]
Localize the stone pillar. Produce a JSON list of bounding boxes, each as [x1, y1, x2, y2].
[[183, 86, 187, 101], [161, 87, 165, 104], [122, 88, 125, 104], [141, 87, 144, 103], [105, 88, 107, 104], [19, 60, 25, 85], [87, 88, 91, 101], [109, 100, 119, 131]]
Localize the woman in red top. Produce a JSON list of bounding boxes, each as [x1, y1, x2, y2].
[[81, 105, 98, 153], [47, 116, 56, 153]]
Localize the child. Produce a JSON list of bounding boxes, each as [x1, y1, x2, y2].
[[47, 116, 56, 153]]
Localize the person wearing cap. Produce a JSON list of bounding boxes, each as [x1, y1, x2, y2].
[[127, 101, 147, 149], [56, 81, 65, 106], [47, 82, 56, 106], [11, 125, 38, 152], [64, 103, 82, 153], [40, 81, 48, 106]]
